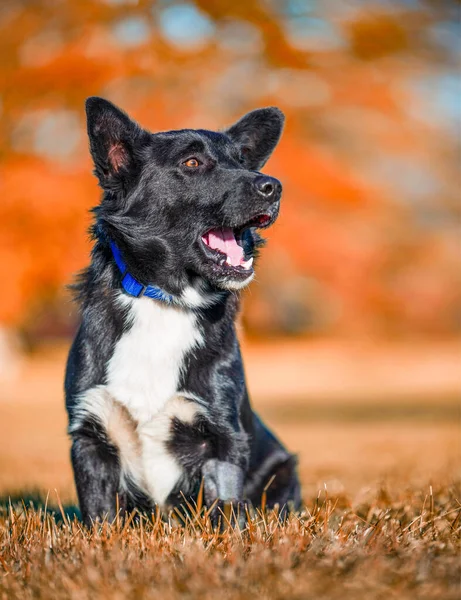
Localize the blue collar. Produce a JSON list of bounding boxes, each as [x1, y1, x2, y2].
[[109, 240, 174, 304]]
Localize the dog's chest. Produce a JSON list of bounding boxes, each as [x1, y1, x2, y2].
[[106, 296, 203, 422]]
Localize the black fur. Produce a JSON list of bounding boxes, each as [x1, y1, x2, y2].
[[66, 97, 301, 526], [71, 417, 124, 521]]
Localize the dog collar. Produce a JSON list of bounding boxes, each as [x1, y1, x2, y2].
[[109, 240, 174, 304]]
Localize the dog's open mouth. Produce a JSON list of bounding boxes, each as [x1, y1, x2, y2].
[[201, 214, 272, 273]]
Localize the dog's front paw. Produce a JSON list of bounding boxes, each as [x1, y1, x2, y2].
[[208, 499, 252, 530]]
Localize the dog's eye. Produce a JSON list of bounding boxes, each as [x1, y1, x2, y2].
[[183, 157, 201, 168]]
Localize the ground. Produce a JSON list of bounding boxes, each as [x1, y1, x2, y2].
[[0, 340, 459, 599]]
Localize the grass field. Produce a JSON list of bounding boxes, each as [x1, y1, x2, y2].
[[0, 342, 460, 599]]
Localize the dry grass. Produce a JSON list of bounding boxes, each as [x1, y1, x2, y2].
[[0, 483, 460, 600]]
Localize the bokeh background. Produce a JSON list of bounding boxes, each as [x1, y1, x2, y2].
[[0, 0, 459, 502]]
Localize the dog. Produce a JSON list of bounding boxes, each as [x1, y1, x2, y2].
[[65, 97, 301, 526]]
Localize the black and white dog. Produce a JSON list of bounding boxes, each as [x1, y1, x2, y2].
[[65, 97, 301, 526]]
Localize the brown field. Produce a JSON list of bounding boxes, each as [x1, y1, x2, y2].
[[0, 341, 460, 599]]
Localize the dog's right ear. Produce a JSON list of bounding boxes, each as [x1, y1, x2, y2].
[[85, 97, 146, 192]]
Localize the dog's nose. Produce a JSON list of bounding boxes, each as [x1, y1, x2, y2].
[[253, 175, 278, 198]]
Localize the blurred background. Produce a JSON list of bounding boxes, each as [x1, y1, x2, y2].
[[0, 0, 459, 502]]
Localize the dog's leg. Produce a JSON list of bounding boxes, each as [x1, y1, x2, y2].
[[71, 424, 124, 527], [202, 459, 248, 527], [203, 459, 244, 503], [256, 454, 301, 518], [244, 414, 302, 516]]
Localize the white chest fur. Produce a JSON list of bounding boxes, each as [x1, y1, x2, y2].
[[71, 295, 206, 506], [106, 295, 203, 423]]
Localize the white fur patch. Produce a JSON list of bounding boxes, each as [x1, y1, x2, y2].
[[107, 295, 203, 423], [71, 295, 205, 506], [221, 272, 254, 291], [180, 283, 223, 308], [138, 396, 201, 504]]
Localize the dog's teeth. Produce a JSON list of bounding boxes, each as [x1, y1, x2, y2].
[[225, 257, 232, 265], [241, 257, 254, 270]]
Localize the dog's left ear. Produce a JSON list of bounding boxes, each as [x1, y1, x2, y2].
[[225, 107, 285, 171]]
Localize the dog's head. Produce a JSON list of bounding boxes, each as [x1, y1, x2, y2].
[[86, 97, 284, 304]]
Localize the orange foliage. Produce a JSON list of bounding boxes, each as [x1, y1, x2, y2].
[[0, 158, 96, 323]]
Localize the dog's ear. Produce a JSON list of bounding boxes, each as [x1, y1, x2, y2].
[[85, 97, 146, 191], [225, 107, 285, 170]]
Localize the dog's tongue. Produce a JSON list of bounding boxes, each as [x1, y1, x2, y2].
[[205, 227, 244, 266]]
